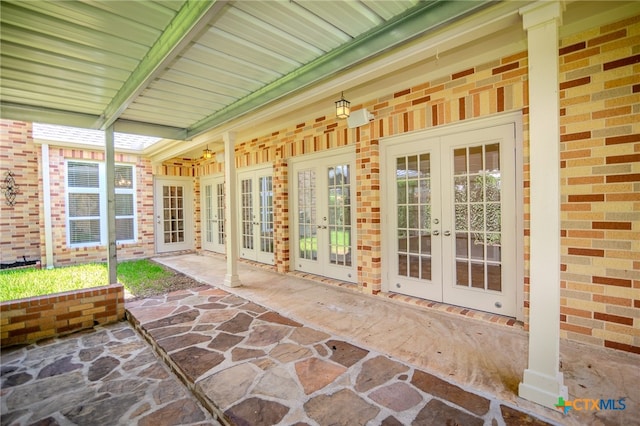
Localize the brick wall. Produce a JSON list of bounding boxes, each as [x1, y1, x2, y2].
[[0, 284, 125, 348], [0, 120, 40, 265], [558, 15, 639, 354], [231, 54, 530, 292]]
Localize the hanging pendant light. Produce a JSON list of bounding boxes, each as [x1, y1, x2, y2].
[[202, 146, 213, 159], [335, 91, 350, 119]]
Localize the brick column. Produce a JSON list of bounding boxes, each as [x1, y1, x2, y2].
[[273, 150, 290, 274], [355, 125, 382, 294]]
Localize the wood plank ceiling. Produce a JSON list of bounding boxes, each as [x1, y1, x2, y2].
[[0, 0, 490, 143]]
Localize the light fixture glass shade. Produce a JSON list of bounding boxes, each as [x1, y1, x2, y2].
[[335, 92, 350, 119], [203, 147, 212, 159]]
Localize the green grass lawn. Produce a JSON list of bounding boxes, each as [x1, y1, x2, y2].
[[0, 259, 173, 302]]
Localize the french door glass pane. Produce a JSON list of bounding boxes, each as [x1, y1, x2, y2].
[[216, 183, 225, 245], [205, 184, 213, 243], [259, 176, 274, 253], [328, 164, 351, 266], [396, 153, 431, 280], [298, 170, 317, 260], [241, 179, 253, 250], [453, 143, 502, 291], [163, 185, 184, 243]]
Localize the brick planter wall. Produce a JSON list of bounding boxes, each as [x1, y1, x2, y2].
[[0, 284, 125, 348]]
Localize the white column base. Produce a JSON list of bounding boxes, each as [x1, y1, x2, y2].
[[224, 274, 241, 288], [519, 369, 568, 409]]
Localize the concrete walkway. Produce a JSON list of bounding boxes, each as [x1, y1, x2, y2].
[[148, 253, 639, 426]]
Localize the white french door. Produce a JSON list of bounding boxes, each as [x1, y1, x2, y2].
[[200, 175, 225, 254], [154, 176, 193, 253], [238, 166, 274, 265], [385, 142, 443, 301], [383, 123, 517, 316], [291, 149, 357, 283]]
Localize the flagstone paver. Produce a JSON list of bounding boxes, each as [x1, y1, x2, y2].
[[356, 354, 409, 392], [304, 388, 380, 425], [368, 381, 423, 411], [327, 339, 369, 367], [411, 368, 491, 416], [126, 285, 558, 426], [170, 346, 225, 382], [295, 357, 347, 394], [226, 397, 290, 426], [197, 363, 259, 409], [413, 398, 484, 426]]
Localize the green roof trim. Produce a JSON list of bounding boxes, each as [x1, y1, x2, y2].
[[100, 0, 225, 130]]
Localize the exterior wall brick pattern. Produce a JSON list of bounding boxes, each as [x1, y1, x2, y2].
[[558, 15, 639, 354], [0, 121, 40, 265], [0, 284, 125, 348]]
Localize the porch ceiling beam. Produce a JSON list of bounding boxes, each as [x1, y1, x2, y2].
[[0, 102, 102, 129], [0, 102, 189, 140], [186, 0, 492, 139], [98, 0, 228, 131]]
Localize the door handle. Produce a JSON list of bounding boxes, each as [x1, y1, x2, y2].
[[432, 230, 439, 236], [443, 230, 451, 236]]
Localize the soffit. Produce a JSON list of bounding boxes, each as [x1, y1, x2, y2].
[[0, 0, 491, 144]]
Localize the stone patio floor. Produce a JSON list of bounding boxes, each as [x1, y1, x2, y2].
[[1, 321, 218, 426], [2, 252, 638, 425], [126, 285, 556, 426]]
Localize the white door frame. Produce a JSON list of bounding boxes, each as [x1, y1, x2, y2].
[[154, 176, 194, 253], [200, 174, 225, 254], [289, 146, 358, 283], [381, 112, 524, 320]]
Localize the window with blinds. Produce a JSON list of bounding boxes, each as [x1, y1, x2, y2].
[[66, 161, 136, 246], [115, 164, 135, 242]]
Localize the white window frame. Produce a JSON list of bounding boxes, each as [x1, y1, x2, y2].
[[65, 160, 137, 247], [114, 164, 136, 244]]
